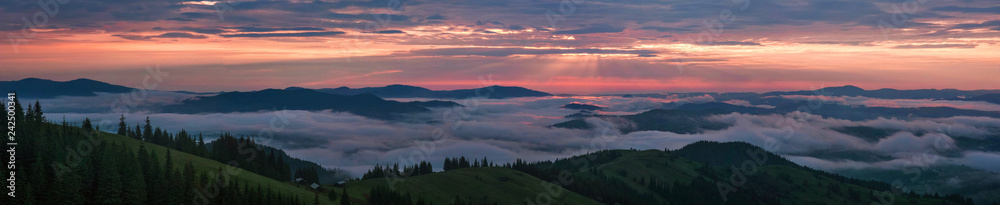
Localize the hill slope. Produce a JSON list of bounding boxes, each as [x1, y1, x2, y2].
[[524, 141, 974, 204], [1, 120, 336, 205], [101, 128, 336, 204], [333, 167, 601, 205]]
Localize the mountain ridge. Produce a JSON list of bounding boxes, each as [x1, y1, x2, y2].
[[159, 89, 431, 119], [313, 84, 553, 99]]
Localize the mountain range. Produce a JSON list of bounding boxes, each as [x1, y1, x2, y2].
[[762, 85, 1000, 100], [0, 78, 133, 98], [159, 89, 431, 119], [308, 84, 553, 99]]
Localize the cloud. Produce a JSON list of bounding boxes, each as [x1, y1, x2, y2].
[[220, 31, 346, 38], [180, 12, 213, 19], [367, 30, 406, 34], [932, 6, 1000, 14], [637, 26, 693, 32], [784, 155, 948, 171], [155, 32, 209, 39], [179, 27, 227, 34], [112, 32, 209, 40], [949, 20, 1000, 30], [232, 26, 326, 32], [425, 14, 447, 20], [955, 151, 1000, 172], [165, 17, 195, 22], [408, 48, 657, 57], [872, 132, 955, 155], [723, 99, 776, 108], [696, 41, 762, 46], [301, 70, 405, 86], [892, 43, 977, 49], [112, 34, 154, 41], [800, 41, 874, 46], [780, 95, 1000, 112], [552, 25, 625, 34]]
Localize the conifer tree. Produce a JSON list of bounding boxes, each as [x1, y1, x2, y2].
[[96, 144, 123, 204], [118, 115, 128, 136], [81, 118, 93, 131], [183, 161, 196, 204], [120, 144, 147, 205], [142, 116, 152, 142], [341, 186, 351, 205]]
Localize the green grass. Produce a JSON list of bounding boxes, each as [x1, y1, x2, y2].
[[330, 167, 602, 205], [545, 149, 968, 205], [97, 131, 336, 205]]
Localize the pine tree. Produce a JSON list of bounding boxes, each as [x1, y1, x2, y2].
[[341, 186, 351, 205], [120, 144, 147, 205], [145, 149, 165, 205], [153, 127, 164, 145], [117, 115, 127, 136], [459, 156, 470, 168], [182, 161, 196, 205], [328, 188, 339, 201], [32, 100, 43, 123], [133, 124, 142, 140], [142, 116, 152, 142], [164, 149, 177, 204], [314, 190, 320, 205], [95, 144, 123, 204], [82, 118, 93, 131]]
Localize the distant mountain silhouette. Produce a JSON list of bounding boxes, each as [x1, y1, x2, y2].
[[561, 103, 604, 111], [671, 102, 774, 114], [403, 100, 464, 108], [160, 89, 430, 119], [552, 109, 729, 134], [314, 84, 552, 99], [669, 101, 1000, 121], [0, 78, 133, 98], [962, 93, 1000, 104], [763, 85, 1000, 99], [556, 101, 1000, 133]]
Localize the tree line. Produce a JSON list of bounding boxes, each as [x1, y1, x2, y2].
[[0, 99, 307, 205]]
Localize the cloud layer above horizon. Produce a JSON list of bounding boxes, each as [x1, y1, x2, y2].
[[1, 0, 998, 93]]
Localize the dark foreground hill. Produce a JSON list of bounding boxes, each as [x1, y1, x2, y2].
[[0, 113, 335, 204], [522, 141, 974, 204], [338, 141, 976, 205]]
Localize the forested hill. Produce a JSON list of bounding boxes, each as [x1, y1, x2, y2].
[[347, 143, 977, 205], [0, 99, 338, 205]]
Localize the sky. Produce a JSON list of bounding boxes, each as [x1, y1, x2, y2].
[[2, 0, 999, 94]]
